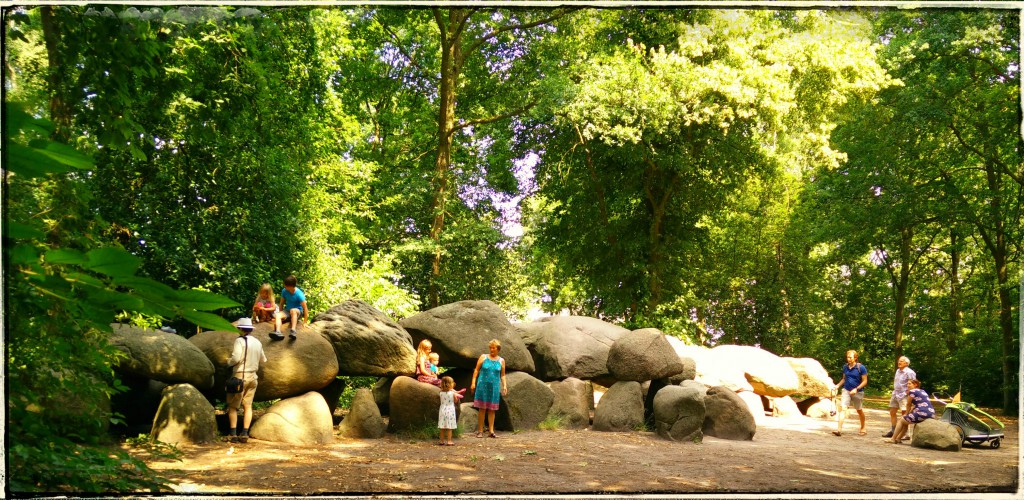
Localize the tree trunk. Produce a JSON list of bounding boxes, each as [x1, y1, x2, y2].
[[643, 158, 677, 313], [40, 6, 72, 141], [982, 160, 1015, 414], [946, 229, 962, 352], [892, 227, 913, 369], [428, 8, 466, 308]]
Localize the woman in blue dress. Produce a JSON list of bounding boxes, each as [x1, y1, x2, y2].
[[471, 339, 507, 438], [889, 379, 935, 444]]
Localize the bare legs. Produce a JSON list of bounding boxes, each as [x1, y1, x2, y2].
[[476, 408, 496, 436], [227, 400, 253, 440], [439, 428, 454, 445], [835, 405, 848, 435], [835, 407, 866, 436]]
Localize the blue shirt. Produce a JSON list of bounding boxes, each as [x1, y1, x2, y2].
[[841, 363, 867, 391], [281, 287, 306, 312]]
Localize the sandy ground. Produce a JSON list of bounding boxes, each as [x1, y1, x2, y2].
[[139, 405, 1019, 496]]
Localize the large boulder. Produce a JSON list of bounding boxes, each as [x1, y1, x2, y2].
[[388, 376, 443, 432], [703, 385, 756, 441], [110, 324, 216, 390], [458, 403, 479, 433], [910, 418, 962, 451], [710, 345, 799, 397], [607, 329, 685, 382], [337, 388, 386, 439], [736, 390, 767, 422], [190, 326, 338, 401], [592, 381, 644, 432], [517, 316, 629, 382], [546, 378, 593, 429], [311, 300, 417, 376], [769, 395, 801, 418], [796, 396, 837, 419], [652, 383, 705, 442], [400, 300, 534, 373], [150, 384, 217, 445], [250, 392, 335, 445], [785, 357, 836, 397], [503, 372, 555, 431], [677, 344, 753, 392]]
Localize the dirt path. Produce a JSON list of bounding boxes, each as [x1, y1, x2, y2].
[[140, 407, 1018, 495]]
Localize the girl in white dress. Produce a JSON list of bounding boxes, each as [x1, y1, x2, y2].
[[438, 376, 462, 445]]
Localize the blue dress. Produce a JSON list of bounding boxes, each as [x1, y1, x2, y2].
[[904, 388, 935, 423], [473, 356, 503, 411]]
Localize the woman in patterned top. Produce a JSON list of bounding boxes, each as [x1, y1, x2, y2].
[[889, 379, 935, 444]]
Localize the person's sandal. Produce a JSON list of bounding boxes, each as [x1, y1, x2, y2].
[[831, 431, 841, 436], [475, 432, 484, 438], [489, 432, 498, 438]]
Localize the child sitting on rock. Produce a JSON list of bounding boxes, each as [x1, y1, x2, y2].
[[428, 352, 440, 378], [252, 283, 284, 340], [415, 340, 442, 387]]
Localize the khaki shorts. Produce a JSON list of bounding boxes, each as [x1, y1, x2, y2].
[[840, 388, 864, 410], [889, 393, 909, 410], [227, 377, 258, 410]]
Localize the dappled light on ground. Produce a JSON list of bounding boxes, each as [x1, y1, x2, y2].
[[142, 408, 1017, 495], [802, 467, 871, 480]]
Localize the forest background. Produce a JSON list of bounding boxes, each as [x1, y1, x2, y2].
[[3, 3, 1020, 493]]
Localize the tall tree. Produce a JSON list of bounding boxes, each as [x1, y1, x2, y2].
[[874, 9, 1020, 413], [529, 10, 892, 327], [357, 7, 571, 308]]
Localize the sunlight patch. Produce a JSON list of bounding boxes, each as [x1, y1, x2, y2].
[[803, 467, 870, 480], [901, 457, 965, 466]]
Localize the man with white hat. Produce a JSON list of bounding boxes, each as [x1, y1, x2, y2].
[[227, 317, 267, 443]]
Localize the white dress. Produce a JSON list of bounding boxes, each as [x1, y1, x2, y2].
[[438, 390, 458, 430]]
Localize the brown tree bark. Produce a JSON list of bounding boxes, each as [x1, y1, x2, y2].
[[40, 6, 72, 141], [425, 8, 568, 308]]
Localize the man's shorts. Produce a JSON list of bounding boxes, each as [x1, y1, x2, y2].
[[889, 393, 909, 410], [840, 388, 864, 410], [227, 377, 258, 410]]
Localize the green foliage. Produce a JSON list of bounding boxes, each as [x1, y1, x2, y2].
[[538, 413, 565, 431], [5, 104, 238, 492], [394, 422, 441, 441], [337, 376, 379, 410], [529, 10, 892, 327]]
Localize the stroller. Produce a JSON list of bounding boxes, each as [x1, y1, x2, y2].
[[933, 391, 1005, 448]]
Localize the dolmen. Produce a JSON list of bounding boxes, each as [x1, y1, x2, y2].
[[108, 298, 843, 446]]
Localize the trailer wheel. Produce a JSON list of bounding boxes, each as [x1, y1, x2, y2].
[[991, 438, 1000, 449]]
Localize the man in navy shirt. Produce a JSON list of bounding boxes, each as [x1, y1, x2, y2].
[[832, 349, 868, 436]]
